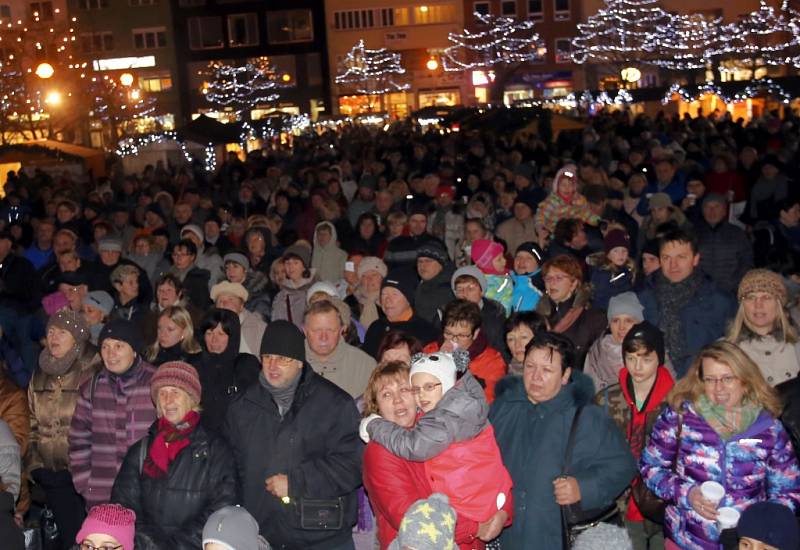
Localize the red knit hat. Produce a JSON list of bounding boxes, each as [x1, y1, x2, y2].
[[150, 361, 201, 404], [471, 239, 505, 275], [76, 504, 136, 550]]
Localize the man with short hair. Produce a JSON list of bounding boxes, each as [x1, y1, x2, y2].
[[68, 319, 156, 509], [637, 156, 687, 215], [24, 219, 55, 270], [638, 229, 737, 376], [362, 269, 436, 358], [496, 198, 537, 255], [383, 208, 444, 270], [696, 194, 753, 294], [225, 321, 362, 549], [304, 300, 376, 398], [211, 280, 265, 356], [414, 242, 455, 325]]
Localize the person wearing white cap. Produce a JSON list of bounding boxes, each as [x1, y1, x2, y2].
[[181, 224, 224, 288], [202, 505, 269, 550], [211, 281, 265, 357], [348, 256, 387, 330]]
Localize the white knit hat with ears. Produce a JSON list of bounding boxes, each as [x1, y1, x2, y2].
[[552, 163, 579, 193], [409, 350, 469, 394]]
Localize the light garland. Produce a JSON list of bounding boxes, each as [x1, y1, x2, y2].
[[115, 132, 192, 161], [204, 57, 283, 118], [335, 39, 410, 96], [649, 12, 720, 70], [204, 142, 216, 172], [88, 75, 156, 130], [661, 78, 791, 105], [442, 12, 543, 71], [240, 113, 312, 143]]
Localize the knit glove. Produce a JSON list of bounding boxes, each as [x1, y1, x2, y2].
[[359, 414, 382, 443]]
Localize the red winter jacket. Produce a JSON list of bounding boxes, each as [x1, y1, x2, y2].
[[364, 441, 487, 550]]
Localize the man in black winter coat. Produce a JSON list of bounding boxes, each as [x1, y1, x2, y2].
[[225, 321, 362, 550]]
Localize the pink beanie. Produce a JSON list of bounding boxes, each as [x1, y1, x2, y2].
[[471, 239, 506, 275], [76, 504, 136, 550]]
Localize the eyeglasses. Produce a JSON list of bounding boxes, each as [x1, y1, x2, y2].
[[702, 376, 738, 387], [412, 383, 442, 394], [544, 274, 571, 284], [443, 329, 473, 342], [262, 354, 296, 367], [80, 543, 123, 550]]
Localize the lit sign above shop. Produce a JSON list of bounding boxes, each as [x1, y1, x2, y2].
[[92, 56, 156, 71]]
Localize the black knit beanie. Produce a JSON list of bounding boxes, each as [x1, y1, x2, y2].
[[259, 320, 306, 363]]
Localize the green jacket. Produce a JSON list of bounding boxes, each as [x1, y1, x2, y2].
[[489, 372, 636, 550]]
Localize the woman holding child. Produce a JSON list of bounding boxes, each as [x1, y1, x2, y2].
[[361, 360, 511, 550]]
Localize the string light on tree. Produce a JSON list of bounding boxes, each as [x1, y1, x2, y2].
[[204, 56, 284, 119], [649, 12, 721, 70], [335, 39, 410, 107], [442, 13, 543, 71], [571, 0, 670, 65]]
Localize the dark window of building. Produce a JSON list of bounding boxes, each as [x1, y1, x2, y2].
[[228, 13, 258, 47], [501, 0, 516, 16], [554, 0, 569, 17], [554, 38, 571, 63], [0, 5, 10, 17], [528, 0, 542, 17], [30, 1, 53, 18], [473, 1, 489, 16], [267, 10, 313, 44], [188, 16, 224, 49]]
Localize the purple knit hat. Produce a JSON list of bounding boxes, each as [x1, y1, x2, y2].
[[150, 361, 201, 404], [76, 504, 136, 550]]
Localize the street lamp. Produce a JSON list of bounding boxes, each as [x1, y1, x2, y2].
[[129, 89, 141, 101], [119, 72, 134, 87], [35, 62, 54, 79], [621, 67, 641, 84], [426, 57, 439, 71], [44, 90, 61, 105]]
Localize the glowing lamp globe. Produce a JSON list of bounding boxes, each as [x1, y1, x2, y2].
[[35, 62, 54, 79], [621, 67, 641, 83], [426, 57, 439, 71], [119, 73, 134, 87], [281, 73, 291, 82]]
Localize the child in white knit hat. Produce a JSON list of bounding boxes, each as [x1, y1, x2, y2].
[[360, 350, 513, 540]]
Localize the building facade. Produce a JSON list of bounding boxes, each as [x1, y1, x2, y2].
[[169, 0, 329, 124], [325, 0, 469, 117], [68, 0, 181, 146], [459, 0, 586, 104]]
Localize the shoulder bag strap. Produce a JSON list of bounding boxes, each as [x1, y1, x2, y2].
[[560, 405, 585, 550]]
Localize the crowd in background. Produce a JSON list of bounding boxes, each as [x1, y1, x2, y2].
[[0, 107, 799, 549]]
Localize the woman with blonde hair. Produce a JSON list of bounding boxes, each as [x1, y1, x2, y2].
[[145, 306, 201, 366], [726, 268, 799, 386], [640, 341, 800, 550]]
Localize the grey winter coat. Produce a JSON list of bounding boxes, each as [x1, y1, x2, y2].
[[271, 269, 318, 329], [367, 371, 488, 459], [0, 420, 20, 501]]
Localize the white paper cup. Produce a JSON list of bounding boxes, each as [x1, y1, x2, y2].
[[700, 481, 725, 505], [717, 507, 740, 529]]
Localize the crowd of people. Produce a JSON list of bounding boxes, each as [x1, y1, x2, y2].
[[0, 107, 799, 549]]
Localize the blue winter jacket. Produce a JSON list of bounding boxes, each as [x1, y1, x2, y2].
[[489, 372, 636, 550], [637, 273, 737, 377], [510, 270, 544, 313], [589, 265, 634, 311]]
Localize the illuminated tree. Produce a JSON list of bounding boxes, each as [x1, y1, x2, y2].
[[204, 57, 283, 119], [335, 40, 409, 110], [442, 12, 543, 71], [87, 74, 157, 140]]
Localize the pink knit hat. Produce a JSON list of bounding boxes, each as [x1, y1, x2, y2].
[[150, 361, 202, 404], [76, 504, 136, 550], [471, 239, 506, 275]]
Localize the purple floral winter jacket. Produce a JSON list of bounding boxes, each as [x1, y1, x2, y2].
[[640, 402, 800, 550]]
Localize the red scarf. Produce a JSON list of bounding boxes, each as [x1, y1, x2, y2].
[[143, 411, 200, 478]]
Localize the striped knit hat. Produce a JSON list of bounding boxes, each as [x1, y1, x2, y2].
[[150, 361, 201, 404]]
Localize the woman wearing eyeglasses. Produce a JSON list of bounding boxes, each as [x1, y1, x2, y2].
[[726, 269, 800, 386], [640, 341, 800, 550], [536, 254, 606, 369]]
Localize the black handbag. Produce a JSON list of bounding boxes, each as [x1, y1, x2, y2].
[[298, 497, 344, 530], [560, 406, 621, 549]]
